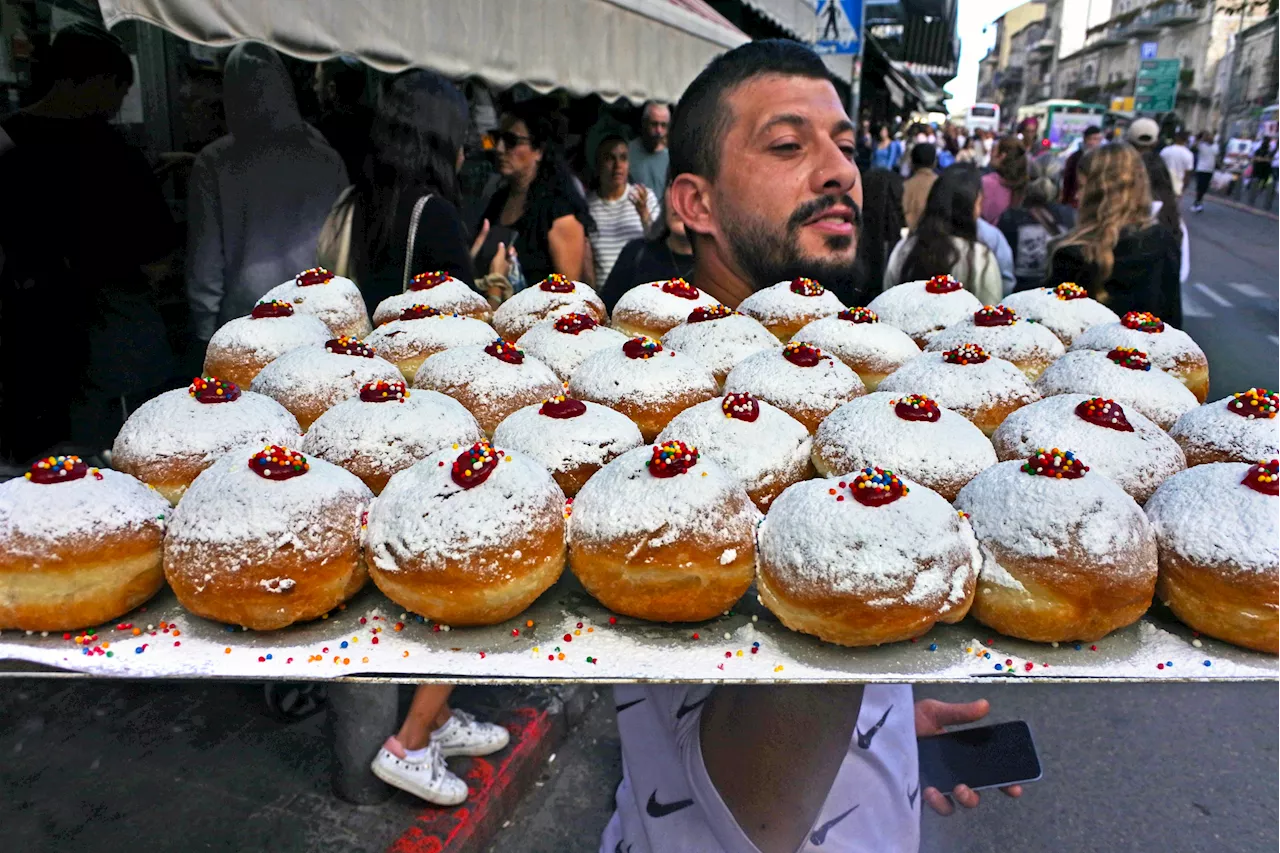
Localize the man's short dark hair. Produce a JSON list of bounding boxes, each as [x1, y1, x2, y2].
[[910, 142, 936, 170], [45, 22, 133, 85], [322, 58, 366, 104], [670, 39, 838, 181], [1083, 126, 1102, 138]]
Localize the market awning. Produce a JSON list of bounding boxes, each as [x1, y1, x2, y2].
[[98, 0, 750, 104]]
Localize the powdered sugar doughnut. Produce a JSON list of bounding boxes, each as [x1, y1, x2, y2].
[[364, 307, 496, 381], [516, 313, 629, 382], [866, 275, 984, 346], [364, 440, 566, 626], [492, 274, 606, 340], [492, 396, 644, 496], [878, 345, 1040, 435], [954, 450, 1158, 642], [991, 395, 1186, 503], [203, 299, 332, 389], [722, 341, 865, 433], [611, 278, 718, 338], [999, 283, 1119, 347], [568, 441, 758, 622], [1170, 389, 1280, 466], [657, 392, 813, 510], [925, 304, 1066, 380], [660, 305, 779, 385], [249, 336, 403, 430], [812, 392, 996, 500], [372, 270, 492, 326], [1034, 348, 1198, 430], [301, 379, 483, 494], [757, 468, 979, 647], [567, 336, 718, 442], [0, 457, 168, 631], [163, 445, 372, 630], [737, 277, 845, 341], [412, 340, 562, 435], [1145, 461, 1279, 653], [112, 378, 302, 504], [791, 307, 921, 391], [260, 267, 371, 338], [1069, 312, 1210, 402]]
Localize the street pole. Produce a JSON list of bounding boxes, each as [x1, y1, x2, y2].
[[850, 2, 865, 122]]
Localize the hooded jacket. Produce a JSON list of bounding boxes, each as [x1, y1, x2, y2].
[[186, 42, 348, 339]]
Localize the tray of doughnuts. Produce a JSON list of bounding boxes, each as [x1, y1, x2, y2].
[[2, 272, 1276, 682]]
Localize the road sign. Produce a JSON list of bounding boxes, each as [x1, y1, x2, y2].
[[1140, 41, 1159, 60], [1134, 58, 1181, 114], [813, 0, 862, 56]]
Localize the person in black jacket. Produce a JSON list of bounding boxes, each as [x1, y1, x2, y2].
[[600, 185, 694, 312], [1044, 142, 1180, 319], [847, 166, 904, 306], [999, 175, 1075, 293]]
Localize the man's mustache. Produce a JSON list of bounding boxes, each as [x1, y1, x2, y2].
[[788, 194, 863, 231]]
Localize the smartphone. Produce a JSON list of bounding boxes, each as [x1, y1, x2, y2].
[[917, 721, 1042, 793]]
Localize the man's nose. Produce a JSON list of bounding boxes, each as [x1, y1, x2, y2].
[[813, 139, 858, 195]]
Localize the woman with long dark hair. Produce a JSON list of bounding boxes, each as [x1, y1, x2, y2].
[[884, 164, 1002, 305], [981, 136, 1029, 224], [481, 100, 594, 285]]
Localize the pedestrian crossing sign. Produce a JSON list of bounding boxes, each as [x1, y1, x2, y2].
[[813, 0, 862, 56]]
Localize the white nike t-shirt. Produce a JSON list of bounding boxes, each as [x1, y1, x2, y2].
[[600, 684, 920, 853]]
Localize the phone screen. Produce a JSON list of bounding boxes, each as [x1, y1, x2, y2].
[[917, 721, 1042, 793]]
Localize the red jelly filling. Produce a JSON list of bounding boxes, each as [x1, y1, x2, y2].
[[295, 267, 334, 286], [789, 277, 825, 296], [974, 305, 1016, 327], [249, 445, 309, 480], [1075, 397, 1133, 432], [540, 395, 587, 419], [661, 278, 700, 299], [326, 336, 376, 358], [539, 274, 575, 293], [1021, 448, 1088, 479], [251, 299, 294, 319], [1121, 311, 1165, 333], [408, 271, 449, 291], [399, 304, 442, 321], [360, 379, 407, 402], [26, 455, 94, 484], [189, 376, 241, 404], [1052, 282, 1087, 300], [849, 467, 908, 506], [1228, 388, 1278, 419], [647, 440, 698, 478], [623, 337, 662, 359], [782, 341, 823, 367], [925, 274, 961, 294], [452, 441, 501, 488], [722, 392, 760, 423], [838, 307, 878, 323], [893, 394, 940, 423], [1242, 459, 1279, 496], [943, 343, 989, 365], [1107, 347, 1151, 371], [554, 313, 598, 334], [485, 339, 524, 364], [688, 304, 736, 323]]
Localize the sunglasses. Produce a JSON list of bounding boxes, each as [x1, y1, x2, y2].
[[492, 131, 533, 150]]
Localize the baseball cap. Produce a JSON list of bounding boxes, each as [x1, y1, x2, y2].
[[1127, 118, 1160, 146]]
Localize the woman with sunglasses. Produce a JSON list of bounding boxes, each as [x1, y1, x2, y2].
[[481, 101, 595, 286]]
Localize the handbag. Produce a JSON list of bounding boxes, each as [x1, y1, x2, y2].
[[401, 194, 432, 292], [317, 185, 355, 277]]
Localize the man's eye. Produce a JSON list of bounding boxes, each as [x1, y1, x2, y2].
[[771, 143, 801, 153], [838, 145, 856, 159]]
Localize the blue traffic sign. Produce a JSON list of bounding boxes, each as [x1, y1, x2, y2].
[[1140, 41, 1158, 60], [813, 0, 862, 56]]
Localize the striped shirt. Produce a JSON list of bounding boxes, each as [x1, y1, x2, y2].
[[589, 186, 660, 284]]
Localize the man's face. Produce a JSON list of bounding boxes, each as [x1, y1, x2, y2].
[[705, 75, 861, 292], [1083, 131, 1102, 151], [642, 104, 670, 150]]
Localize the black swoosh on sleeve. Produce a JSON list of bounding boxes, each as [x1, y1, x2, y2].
[[646, 790, 695, 819], [808, 805, 859, 846], [615, 698, 646, 713]]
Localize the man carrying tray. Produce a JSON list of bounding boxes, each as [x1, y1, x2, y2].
[[600, 40, 1021, 853]]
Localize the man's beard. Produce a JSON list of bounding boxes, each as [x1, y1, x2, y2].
[[720, 194, 862, 295]]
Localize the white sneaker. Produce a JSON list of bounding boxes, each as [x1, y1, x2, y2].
[[371, 738, 468, 806], [430, 708, 511, 758]]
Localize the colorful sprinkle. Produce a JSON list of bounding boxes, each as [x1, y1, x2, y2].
[[848, 466, 909, 507], [838, 306, 878, 323], [325, 336, 376, 358], [1052, 282, 1087, 300], [789, 277, 825, 297], [248, 445, 309, 480], [539, 274, 575, 293], [296, 267, 334, 286], [1242, 459, 1279, 496], [892, 393, 940, 423], [647, 440, 698, 478], [408, 270, 450, 291], [1106, 347, 1151, 371], [973, 304, 1017, 327], [539, 394, 587, 419], [451, 441, 501, 489], [485, 338, 525, 364], [25, 455, 94, 485], [687, 304, 736, 323], [360, 378, 408, 403], [1228, 388, 1278, 420], [782, 340, 823, 367], [1121, 311, 1165, 333], [722, 392, 760, 423], [1022, 447, 1088, 480], [554, 312, 598, 334], [943, 343, 989, 365], [399, 303, 443, 321], [251, 299, 294, 318], [925, 274, 962, 294], [1074, 397, 1133, 432], [622, 336, 663, 359], [660, 278, 700, 299]]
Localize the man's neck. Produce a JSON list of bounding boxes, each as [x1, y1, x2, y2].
[[644, 139, 666, 155], [690, 240, 754, 308]]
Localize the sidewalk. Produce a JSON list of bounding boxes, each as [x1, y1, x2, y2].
[[1204, 190, 1279, 220]]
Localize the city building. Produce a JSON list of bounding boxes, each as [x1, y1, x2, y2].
[[861, 0, 961, 121], [972, 0, 1046, 125], [1213, 11, 1278, 137]]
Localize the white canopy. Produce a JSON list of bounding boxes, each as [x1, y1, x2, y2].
[[98, 0, 750, 104]]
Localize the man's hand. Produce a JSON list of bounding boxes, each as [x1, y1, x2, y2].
[[914, 698, 1023, 816], [628, 184, 652, 230]]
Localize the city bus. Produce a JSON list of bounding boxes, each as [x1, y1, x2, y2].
[[965, 102, 1001, 134], [1016, 100, 1108, 150]]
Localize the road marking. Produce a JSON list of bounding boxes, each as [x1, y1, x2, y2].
[[1226, 282, 1271, 300], [1192, 283, 1233, 308], [1181, 289, 1211, 318]]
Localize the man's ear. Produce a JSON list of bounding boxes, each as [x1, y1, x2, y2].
[[669, 173, 715, 240]]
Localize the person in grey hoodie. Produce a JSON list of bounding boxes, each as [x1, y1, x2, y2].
[[186, 42, 348, 342]]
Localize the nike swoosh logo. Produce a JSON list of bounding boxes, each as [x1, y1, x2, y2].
[[808, 805, 859, 846], [908, 784, 919, 808], [675, 696, 707, 720], [646, 790, 694, 819], [615, 698, 646, 713], [613, 842, 632, 853], [856, 704, 894, 749]]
